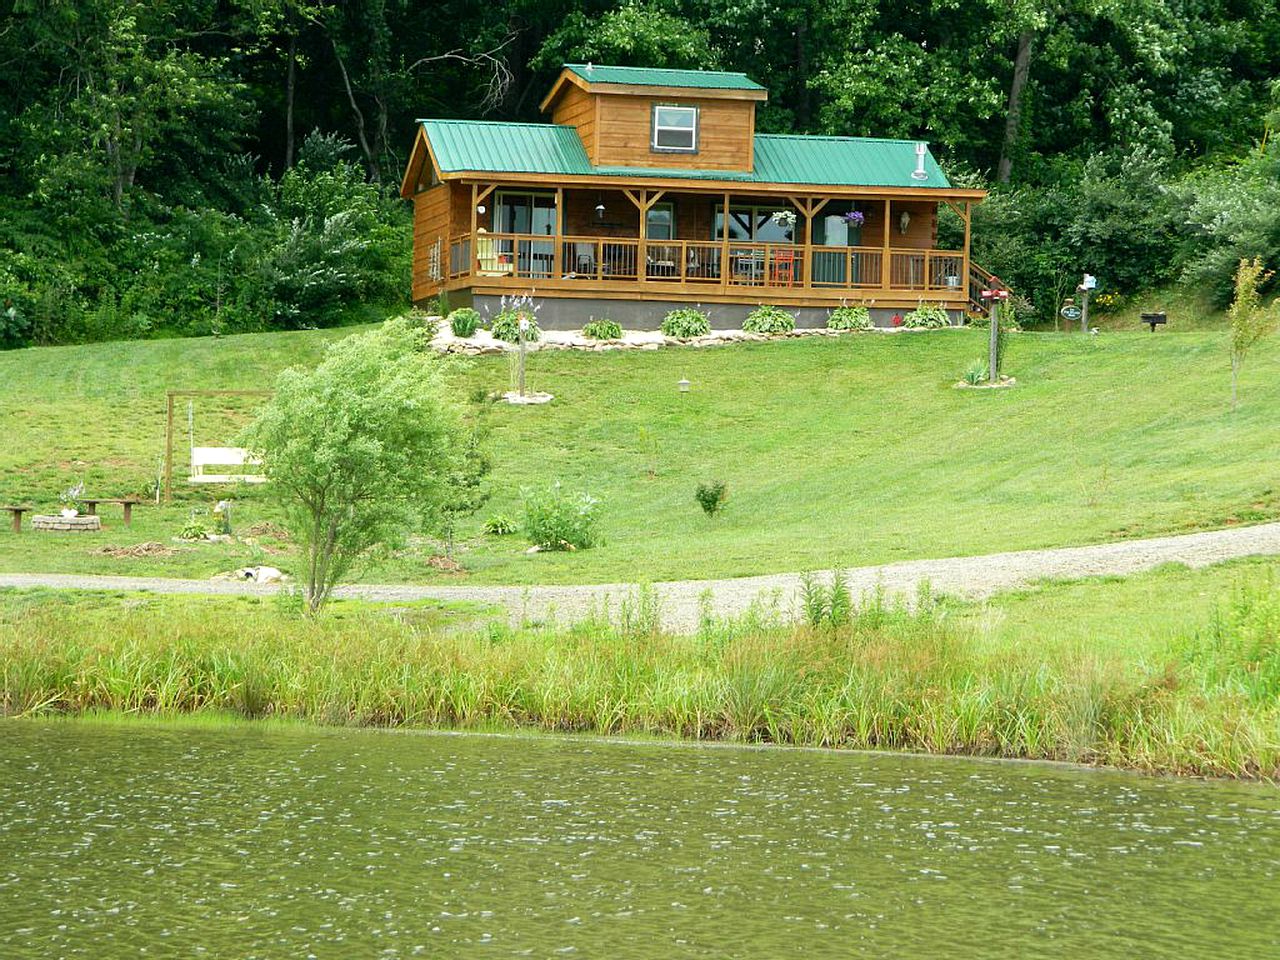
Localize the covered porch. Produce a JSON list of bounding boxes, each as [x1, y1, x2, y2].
[[431, 184, 978, 311]]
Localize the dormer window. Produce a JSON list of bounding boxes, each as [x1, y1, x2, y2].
[[652, 104, 698, 153]]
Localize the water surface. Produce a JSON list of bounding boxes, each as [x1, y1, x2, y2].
[[1, 722, 1277, 957]]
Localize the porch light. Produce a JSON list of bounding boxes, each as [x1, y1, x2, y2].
[[911, 142, 929, 181], [477, 204, 486, 214], [678, 377, 691, 393]]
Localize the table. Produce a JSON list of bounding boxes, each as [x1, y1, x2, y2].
[[81, 497, 144, 527], [2, 505, 34, 533]]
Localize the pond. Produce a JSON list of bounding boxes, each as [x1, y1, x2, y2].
[[1, 722, 1277, 957]]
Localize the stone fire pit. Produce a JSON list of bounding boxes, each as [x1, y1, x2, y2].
[[32, 514, 102, 533]]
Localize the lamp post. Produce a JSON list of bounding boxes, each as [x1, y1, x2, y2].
[[1078, 273, 1096, 334]]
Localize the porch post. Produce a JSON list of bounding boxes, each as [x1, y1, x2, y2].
[[553, 186, 564, 279], [470, 183, 479, 275], [962, 201, 972, 302], [637, 189, 648, 282], [881, 198, 892, 291], [721, 192, 731, 290]]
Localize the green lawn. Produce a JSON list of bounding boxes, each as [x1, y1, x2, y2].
[[1, 324, 1277, 585]]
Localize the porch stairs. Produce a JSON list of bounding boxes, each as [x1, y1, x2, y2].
[[967, 263, 1010, 313]]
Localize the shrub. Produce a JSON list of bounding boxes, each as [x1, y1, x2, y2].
[[962, 359, 988, 385], [582, 318, 623, 340], [661, 307, 710, 338], [903, 302, 952, 328], [448, 307, 481, 338], [827, 305, 873, 331], [490, 308, 540, 343], [743, 304, 796, 334], [522, 483, 602, 551], [484, 513, 519, 535], [694, 480, 728, 517], [400, 307, 440, 339]]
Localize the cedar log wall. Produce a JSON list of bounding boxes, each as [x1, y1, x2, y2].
[[592, 95, 755, 170]]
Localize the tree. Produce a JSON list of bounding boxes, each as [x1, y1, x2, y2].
[[436, 419, 492, 559], [241, 317, 464, 612], [1228, 257, 1279, 411]]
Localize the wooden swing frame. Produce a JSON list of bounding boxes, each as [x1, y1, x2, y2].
[[163, 390, 273, 503]]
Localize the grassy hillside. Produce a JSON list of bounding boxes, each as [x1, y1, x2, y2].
[[1, 324, 1278, 585]]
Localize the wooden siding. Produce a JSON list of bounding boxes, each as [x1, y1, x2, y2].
[[412, 183, 451, 301], [593, 94, 755, 170], [551, 83, 598, 163]]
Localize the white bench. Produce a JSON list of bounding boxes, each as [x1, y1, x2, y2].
[[189, 447, 267, 484]]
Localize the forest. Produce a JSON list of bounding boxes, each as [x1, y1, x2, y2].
[[1, 0, 1277, 346]]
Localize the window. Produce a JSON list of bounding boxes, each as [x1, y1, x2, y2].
[[652, 105, 698, 152], [646, 202, 675, 240], [495, 191, 557, 235]]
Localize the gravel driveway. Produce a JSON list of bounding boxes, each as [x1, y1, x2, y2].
[[3, 523, 1279, 632]]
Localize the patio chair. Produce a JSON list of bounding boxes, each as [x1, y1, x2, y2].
[[475, 229, 513, 276]]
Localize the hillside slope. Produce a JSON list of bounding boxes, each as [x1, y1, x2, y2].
[[1, 325, 1277, 585]]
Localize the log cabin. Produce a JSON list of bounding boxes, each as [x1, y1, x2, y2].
[[401, 63, 996, 328]]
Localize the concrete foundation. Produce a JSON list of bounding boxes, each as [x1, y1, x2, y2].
[[457, 293, 960, 331]]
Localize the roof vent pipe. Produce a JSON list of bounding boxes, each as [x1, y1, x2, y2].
[[911, 142, 929, 181], [585, 61, 593, 74]]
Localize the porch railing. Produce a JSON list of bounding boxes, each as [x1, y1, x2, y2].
[[450, 232, 967, 296]]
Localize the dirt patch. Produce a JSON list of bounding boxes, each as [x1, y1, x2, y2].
[[245, 521, 291, 541], [426, 555, 465, 573], [94, 542, 177, 559]]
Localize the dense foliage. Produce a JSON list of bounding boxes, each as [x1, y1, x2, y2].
[[827, 305, 873, 331], [1, 0, 1277, 345], [582, 318, 624, 340]]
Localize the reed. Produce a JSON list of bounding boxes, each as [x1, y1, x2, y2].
[[3, 582, 1278, 779]]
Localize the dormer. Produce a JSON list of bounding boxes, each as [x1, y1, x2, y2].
[[539, 63, 767, 172]]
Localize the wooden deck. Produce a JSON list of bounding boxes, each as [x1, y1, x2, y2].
[[439, 231, 971, 307]]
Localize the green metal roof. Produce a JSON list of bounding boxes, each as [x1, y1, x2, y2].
[[564, 63, 764, 92], [419, 120, 953, 190]]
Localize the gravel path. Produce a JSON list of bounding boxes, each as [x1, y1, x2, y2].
[[4, 522, 1279, 632]]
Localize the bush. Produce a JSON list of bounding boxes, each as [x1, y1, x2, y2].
[[827, 305, 873, 331], [490, 308, 540, 343], [582, 318, 623, 340], [661, 307, 710, 338], [448, 307, 481, 338], [903, 303, 952, 328], [742, 304, 796, 334], [522, 483, 602, 551], [962, 359, 988, 385], [484, 513, 519, 536], [694, 480, 728, 517]]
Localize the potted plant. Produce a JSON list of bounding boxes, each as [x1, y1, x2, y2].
[[58, 480, 84, 518]]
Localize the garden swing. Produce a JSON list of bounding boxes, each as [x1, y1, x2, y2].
[[162, 390, 272, 502]]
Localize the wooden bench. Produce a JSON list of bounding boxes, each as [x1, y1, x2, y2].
[[189, 447, 267, 484], [2, 505, 34, 533], [80, 497, 144, 527]]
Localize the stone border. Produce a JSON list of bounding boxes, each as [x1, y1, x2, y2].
[[428, 322, 965, 357], [32, 514, 102, 533]]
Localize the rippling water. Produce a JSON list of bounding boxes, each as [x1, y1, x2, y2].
[[1, 722, 1278, 957]]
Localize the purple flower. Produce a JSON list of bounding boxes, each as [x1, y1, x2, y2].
[[842, 210, 865, 226]]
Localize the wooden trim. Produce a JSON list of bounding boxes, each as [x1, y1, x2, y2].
[[881, 198, 891, 290], [961, 201, 972, 302], [540, 68, 769, 110], [443, 169, 987, 200], [554, 187, 564, 277], [470, 184, 479, 275], [721, 192, 731, 292]]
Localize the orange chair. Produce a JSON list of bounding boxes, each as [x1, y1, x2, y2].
[[771, 249, 796, 286]]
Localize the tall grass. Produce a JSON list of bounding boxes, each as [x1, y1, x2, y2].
[[2, 583, 1278, 778]]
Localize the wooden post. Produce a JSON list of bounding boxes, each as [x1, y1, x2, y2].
[[470, 183, 479, 275], [164, 392, 174, 503], [989, 295, 999, 381], [881, 198, 892, 291], [553, 186, 563, 279], [961, 201, 972, 300], [637, 189, 648, 282], [721, 192, 731, 290]]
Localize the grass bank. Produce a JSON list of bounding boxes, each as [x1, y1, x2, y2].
[[4, 558, 1279, 778], [1, 325, 1278, 586]]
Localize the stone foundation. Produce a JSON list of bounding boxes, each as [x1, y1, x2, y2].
[[33, 514, 102, 533]]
